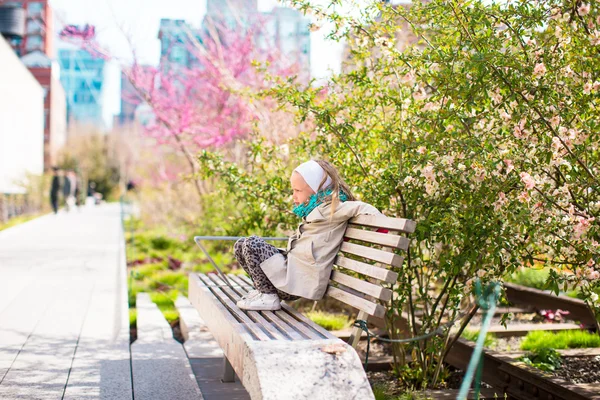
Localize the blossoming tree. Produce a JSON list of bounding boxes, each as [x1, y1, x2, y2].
[[198, 0, 600, 386]]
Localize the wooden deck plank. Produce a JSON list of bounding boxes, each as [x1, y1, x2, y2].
[[236, 274, 339, 340], [345, 226, 410, 250], [334, 255, 399, 283], [197, 274, 271, 341], [218, 285, 289, 341], [227, 276, 304, 341]]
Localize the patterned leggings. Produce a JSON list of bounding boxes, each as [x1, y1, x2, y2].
[[234, 235, 298, 301]]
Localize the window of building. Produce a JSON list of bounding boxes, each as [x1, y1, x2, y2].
[[27, 2, 43, 17], [25, 35, 42, 51], [26, 19, 42, 34]]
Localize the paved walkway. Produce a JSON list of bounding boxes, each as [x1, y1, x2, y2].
[[0, 204, 132, 399]]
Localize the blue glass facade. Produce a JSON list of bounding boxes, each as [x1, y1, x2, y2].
[[57, 47, 106, 127]]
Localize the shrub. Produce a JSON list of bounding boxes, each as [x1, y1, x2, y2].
[[306, 311, 351, 331], [504, 267, 551, 291], [461, 329, 497, 348], [521, 330, 600, 351], [518, 348, 562, 372]]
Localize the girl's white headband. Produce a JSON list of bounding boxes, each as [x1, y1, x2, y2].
[[294, 160, 332, 193]]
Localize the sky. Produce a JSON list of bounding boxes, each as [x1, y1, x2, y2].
[[49, 0, 346, 80]]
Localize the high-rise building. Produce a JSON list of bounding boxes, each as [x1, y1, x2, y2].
[[205, 0, 258, 26], [158, 19, 198, 69], [0, 0, 53, 57], [57, 44, 111, 129], [261, 7, 310, 72]]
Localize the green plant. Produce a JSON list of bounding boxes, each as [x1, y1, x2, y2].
[[504, 267, 551, 291], [162, 309, 179, 324], [521, 330, 600, 351], [461, 329, 497, 348], [518, 348, 562, 372], [129, 309, 137, 327], [372, 384, 389, 400], [306, 311, 351, 331]]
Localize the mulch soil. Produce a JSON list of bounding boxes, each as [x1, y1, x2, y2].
[[552, 356, 600, 384], [368, 367, 492, 397]]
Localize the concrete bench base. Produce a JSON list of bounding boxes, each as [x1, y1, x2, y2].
[[189, 273, 374, 400]]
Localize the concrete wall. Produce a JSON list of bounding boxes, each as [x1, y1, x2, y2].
[[0, 35, 44, 194]]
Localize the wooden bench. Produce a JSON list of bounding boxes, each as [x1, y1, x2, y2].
[[188, 214, 416, 400]]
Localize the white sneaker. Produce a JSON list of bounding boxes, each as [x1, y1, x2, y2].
[[241, 289, 260, 300], [237, 293, 281, 311]]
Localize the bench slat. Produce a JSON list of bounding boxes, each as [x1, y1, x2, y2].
[[330, 270, 392, 302], [340, 242, 404, 268], [326, 286, 386, 319], [227, 275, 304, 340], [197, 274, 272, 341], [219, 286, 290, 341], [334, 255, 399, 284], [235, 275, 334, 340], [345, 227, 410, 250], [274, 310, 324, 340], [349, 214, 416, 233]]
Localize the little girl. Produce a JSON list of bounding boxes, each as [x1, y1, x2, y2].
[[234, 160, 382, 311]]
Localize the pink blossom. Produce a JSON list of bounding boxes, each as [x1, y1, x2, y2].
[[518, 191, 530, 203], [503, 159, 514, 174], [499, 110, 511, 122], [417, 146, 427, 154], [401, 71, 415, 85], [550, 115, 561, 128], [520, 172, 536, 190], [584, 82, 593, 94], [423, 102, 438, 111], [513, 119, 527, 139], [413, 89, 427, 101], [494, 192, 508, 211], [421, 165, 436, 181], [591, 31, 600, 46], [586, 269, 599, 281], [573, 216, 595, 239], [533, 63, 547, 77], [578, 3, 591, 16]]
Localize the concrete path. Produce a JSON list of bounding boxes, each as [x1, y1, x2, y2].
[[131, 294, 202, 399], [0, 204, 132, 399], [175, 296, 250, 400]]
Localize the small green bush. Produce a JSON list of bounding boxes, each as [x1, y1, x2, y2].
[[162, 309, 179, 324], [521, 330, 600, 351], [518, 348, 562, 372], [461, 329, 497, 348], [150, 292, 175, 309], [372, 385, 389, 400], [129, 309, 137, 327], [504, 267, 550, 290], [133, 262, 167, 279], [306, 311, 351, 331], [150, 235, 175, 250]]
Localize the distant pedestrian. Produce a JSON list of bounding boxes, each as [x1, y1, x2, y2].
[[63, 170, 78, 211], [50, 167, 61, 214]]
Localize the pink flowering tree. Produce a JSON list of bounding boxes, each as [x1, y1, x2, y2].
[[63, 15, 304, 198], [197, 0, 600, 386]]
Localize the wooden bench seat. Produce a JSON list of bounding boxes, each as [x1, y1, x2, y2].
[[188, 214, 415, 400]]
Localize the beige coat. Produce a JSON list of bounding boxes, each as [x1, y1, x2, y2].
[[260, 201, 381, 300]]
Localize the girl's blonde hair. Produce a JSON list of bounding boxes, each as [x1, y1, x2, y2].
[[315, 160, 357, 214]]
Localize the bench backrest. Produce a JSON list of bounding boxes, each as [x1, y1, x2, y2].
[[326, 214, 416, 319]]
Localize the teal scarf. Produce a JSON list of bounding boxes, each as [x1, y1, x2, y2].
[[293, 189, 348, 218]]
